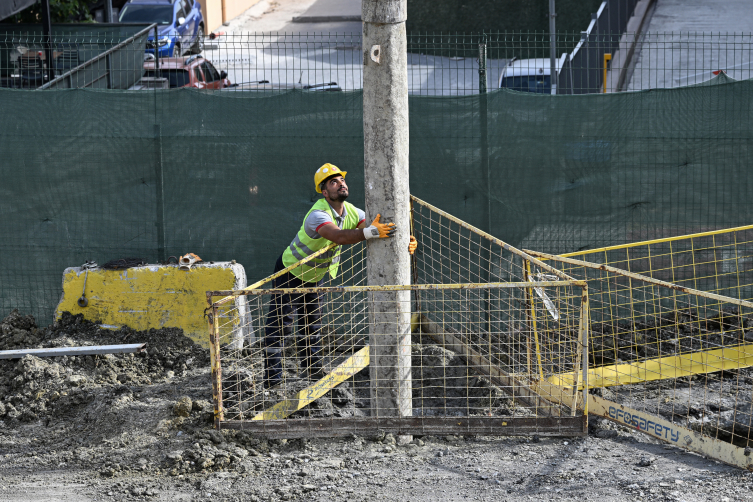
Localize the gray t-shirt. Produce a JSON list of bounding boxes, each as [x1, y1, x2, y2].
[[303, 203, 366, 239]]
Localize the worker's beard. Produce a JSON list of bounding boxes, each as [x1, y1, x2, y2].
[[329, 189, 349, 202]]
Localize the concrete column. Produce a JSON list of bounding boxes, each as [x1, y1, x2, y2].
[[362, 0, 412, 426]]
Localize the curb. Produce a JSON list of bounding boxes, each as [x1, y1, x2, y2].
[[605, 0, 657, 92], [291, 15, 361, 23]]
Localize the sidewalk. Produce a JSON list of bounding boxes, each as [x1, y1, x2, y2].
[[643, 0, 753, 33], [224, 0, 361, 34], [292, 0, 360, 23], [626, 0, 753, 90]]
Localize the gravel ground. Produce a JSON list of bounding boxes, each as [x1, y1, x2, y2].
[[1, 310, 751, 501]]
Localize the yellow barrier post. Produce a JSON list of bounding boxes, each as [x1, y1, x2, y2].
[[603, 53, 612, 93]]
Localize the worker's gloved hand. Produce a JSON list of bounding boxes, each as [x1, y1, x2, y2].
[[408, 235, 418, 255], [363, 214, 396, 240]]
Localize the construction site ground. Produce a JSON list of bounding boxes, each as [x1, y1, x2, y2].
[[1, 311, 752, 502]]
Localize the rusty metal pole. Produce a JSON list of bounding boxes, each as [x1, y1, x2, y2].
[[362, 0, 412, 441]]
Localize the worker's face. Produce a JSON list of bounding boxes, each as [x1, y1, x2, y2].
[[323, 176, 349, 202]]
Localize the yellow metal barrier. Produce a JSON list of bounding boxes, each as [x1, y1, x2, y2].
[[528, 243, 753, 470], [557, 224, 753, 302], [205, 196, 590, 437]]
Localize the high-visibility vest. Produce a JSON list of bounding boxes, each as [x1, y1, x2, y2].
[[281, 199, 361, 283]]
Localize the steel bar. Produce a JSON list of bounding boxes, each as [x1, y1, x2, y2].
[[218, 416, 588, 438], [154, 124, 166, 262], [208, 280, 587, 298], [558, 223, 753, 257], [211, 243, 339, 307], [0, 343, 145, 359], [209, 303, 224, 427], [40, 0, 54, 83], [409, 196, 575, 282], [549, 0, 557, 94], [524, 249, 753, 310]]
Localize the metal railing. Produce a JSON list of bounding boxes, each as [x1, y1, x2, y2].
[[39, 24, 154, 90], [0, 23, 153, 89], [3, 28, 752, 93]]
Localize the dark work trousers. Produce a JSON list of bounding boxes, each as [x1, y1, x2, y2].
[[263, 254, 324, 386]]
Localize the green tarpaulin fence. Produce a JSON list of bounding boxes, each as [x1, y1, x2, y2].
[[1, 77, 751, 321]]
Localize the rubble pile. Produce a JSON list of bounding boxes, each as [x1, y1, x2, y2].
[[0, 310, 209, 424]]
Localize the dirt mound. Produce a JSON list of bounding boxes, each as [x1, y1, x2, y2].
[[0, 310, 209, 424]]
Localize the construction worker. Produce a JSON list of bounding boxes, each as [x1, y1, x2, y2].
[[263, 163, 417, 388]]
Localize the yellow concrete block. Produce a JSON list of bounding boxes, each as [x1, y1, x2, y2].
[[55, 262, 248, 348]]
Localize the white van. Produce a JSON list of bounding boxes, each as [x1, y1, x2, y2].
[[498, 55, 567, 93]]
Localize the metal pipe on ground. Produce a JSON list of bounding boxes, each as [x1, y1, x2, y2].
[[0, 343, 146, 359]]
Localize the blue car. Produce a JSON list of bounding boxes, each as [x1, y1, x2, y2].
[[119, 0, 204, 57]]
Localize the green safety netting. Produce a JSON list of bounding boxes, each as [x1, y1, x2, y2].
[[1, 78, 751, 321]]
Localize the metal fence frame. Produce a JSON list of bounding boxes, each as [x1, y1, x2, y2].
[[527, 246, 753, 470], [39, 23, 154, 90], [206, 281, 590, 438]]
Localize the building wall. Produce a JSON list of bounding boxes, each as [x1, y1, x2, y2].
[[198, 0, 223, 33], [222, 0, 262, 25], [198, 0, 261, 33]]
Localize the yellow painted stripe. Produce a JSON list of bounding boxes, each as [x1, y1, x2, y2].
[[252, 346, 370, 421], [549, 343, 753, 389]]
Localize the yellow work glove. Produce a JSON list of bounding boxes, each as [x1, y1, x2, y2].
[[363, 214, 396, 240], [408, 236, 418, 255]]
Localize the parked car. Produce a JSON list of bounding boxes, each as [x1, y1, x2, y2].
[[119, 0, 204, 57], [141, 55, 230, 89], [498, 56, 567, 94]]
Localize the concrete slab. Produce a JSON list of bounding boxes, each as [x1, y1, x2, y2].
[[626, 0, 753, 90]]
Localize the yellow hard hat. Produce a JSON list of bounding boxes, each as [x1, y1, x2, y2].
[[314, 163, 348, 193]]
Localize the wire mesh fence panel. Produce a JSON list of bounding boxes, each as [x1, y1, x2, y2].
[[208, 283, 587, 438], [4, 28, 753, 93], [205, 198, 588, 437], [626, 33, 753, 92], [527, 249, 753, 469], [552, 226, 753, 303], [410, 196, 586, 384]]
